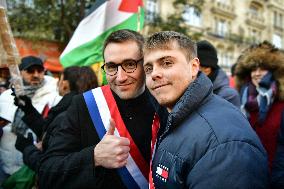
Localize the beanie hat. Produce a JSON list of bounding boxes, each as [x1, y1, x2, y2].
[[19, 56, 44, 71], [197, 40, 219, 69]]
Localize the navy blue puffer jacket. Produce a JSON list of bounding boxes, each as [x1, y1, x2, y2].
[[152, 73, 269, 189]]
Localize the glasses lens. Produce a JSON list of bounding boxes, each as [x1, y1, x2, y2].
[[122, 60, 137, 73], [104, 63, 117, 75]]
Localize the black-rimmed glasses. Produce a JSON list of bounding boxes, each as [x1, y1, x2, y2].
[[101, 58, 143, 76]]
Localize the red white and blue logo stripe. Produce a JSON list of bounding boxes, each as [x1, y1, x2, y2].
[[156, 164, 169, 182]]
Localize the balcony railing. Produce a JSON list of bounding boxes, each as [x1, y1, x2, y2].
[[246, 12, 266, 29], [211, 1, 236, 19]]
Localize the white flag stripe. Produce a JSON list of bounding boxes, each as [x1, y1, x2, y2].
[[61, 0, 133, 57]]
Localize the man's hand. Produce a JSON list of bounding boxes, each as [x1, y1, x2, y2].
[[35, 141, 43, 150], [94, 119, 130, 168], [15, 133, 34, 152], [14, 95, 34, 114]]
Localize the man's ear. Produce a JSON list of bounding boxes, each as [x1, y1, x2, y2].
[[62, 80, 70, 93], [191, 58, 200, 77], [200, 66, 212, 76]]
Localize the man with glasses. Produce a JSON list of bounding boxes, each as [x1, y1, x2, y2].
[[143, 31, 268, 189], [38, 29, 158, 189], [0, 56, 59, 184]]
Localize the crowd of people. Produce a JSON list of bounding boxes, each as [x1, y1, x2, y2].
[[0, 29, 283, 189]]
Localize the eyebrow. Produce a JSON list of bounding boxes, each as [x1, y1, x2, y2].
[[105, 58, 138, 64], [159, 56, 174, 62], [144, 55, 174, 65]]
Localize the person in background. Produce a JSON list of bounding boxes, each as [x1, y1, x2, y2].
[[13, 66, 98, 172], [197, 40, 240, 107], [38, 29, 157, 189], [143, 31, 268, 189], [235, 41, 284, 171], [229, 63, 237, 88], [0, 92, 17, 186], [0, 56, 60, 183]]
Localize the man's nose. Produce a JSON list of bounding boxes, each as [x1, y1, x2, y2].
[[150, 66, 162, 80], [116, 66, 127, 81], [32, 70, 41, 77], [254, 68, 262, 75]]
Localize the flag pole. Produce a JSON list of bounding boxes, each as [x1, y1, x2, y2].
[[0, 7, 25, 96]]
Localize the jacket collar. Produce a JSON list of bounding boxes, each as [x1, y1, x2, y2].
[[159, 72, 213, 142]]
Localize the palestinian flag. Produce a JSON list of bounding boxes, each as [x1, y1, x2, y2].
[[60, 0, 144, 85]]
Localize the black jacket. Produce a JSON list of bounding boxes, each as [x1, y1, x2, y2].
[[152, 73, 269, 189], [38, 88, 155, 189], [21, 92, 76, 171]]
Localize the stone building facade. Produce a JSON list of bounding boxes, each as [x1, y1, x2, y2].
[[144, 0, 284, 73]]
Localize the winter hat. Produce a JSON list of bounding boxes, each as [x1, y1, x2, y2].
[[197, 40, 219, 69], [19, 56, 44, 71], [235, 41, 284, 100]]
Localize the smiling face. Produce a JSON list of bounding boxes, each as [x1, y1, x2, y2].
[[104, 40, 145, 99], [144, 43, 199, 112], [251, 67, 268, 87]]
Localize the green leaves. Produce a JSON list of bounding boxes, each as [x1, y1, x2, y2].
[[7, 0, 94, 44], [146, 0, 204, 40]]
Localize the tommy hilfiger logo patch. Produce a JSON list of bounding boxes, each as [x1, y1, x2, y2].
[[155, 164, 169, 182]]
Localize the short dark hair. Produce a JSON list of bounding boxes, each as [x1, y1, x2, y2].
[[103, 29, 144, 60], [62, 66, 98, 93], [76, 66, 98, 93], [144, 31, 197, 61]]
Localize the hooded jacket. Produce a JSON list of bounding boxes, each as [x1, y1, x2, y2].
[[212, 68, 240, 107]]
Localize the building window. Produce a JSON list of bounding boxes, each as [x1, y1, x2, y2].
[[219, 52, 233, 68], [215, 18, 228, 37], [273, 34, 282, 48], [216, 0, 229, 5], [182, 5, 201, 27], [274, 11, 283, 28], [249, 5, 259, 17], [248, 27, 261, 43], [146, 0, 158, 23]]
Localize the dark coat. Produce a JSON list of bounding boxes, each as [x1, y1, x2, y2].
[[212, 69, 240, 107], [152, 73, 269, 189], [21, 92, 76, 171], [38, 89, 155, 189]]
